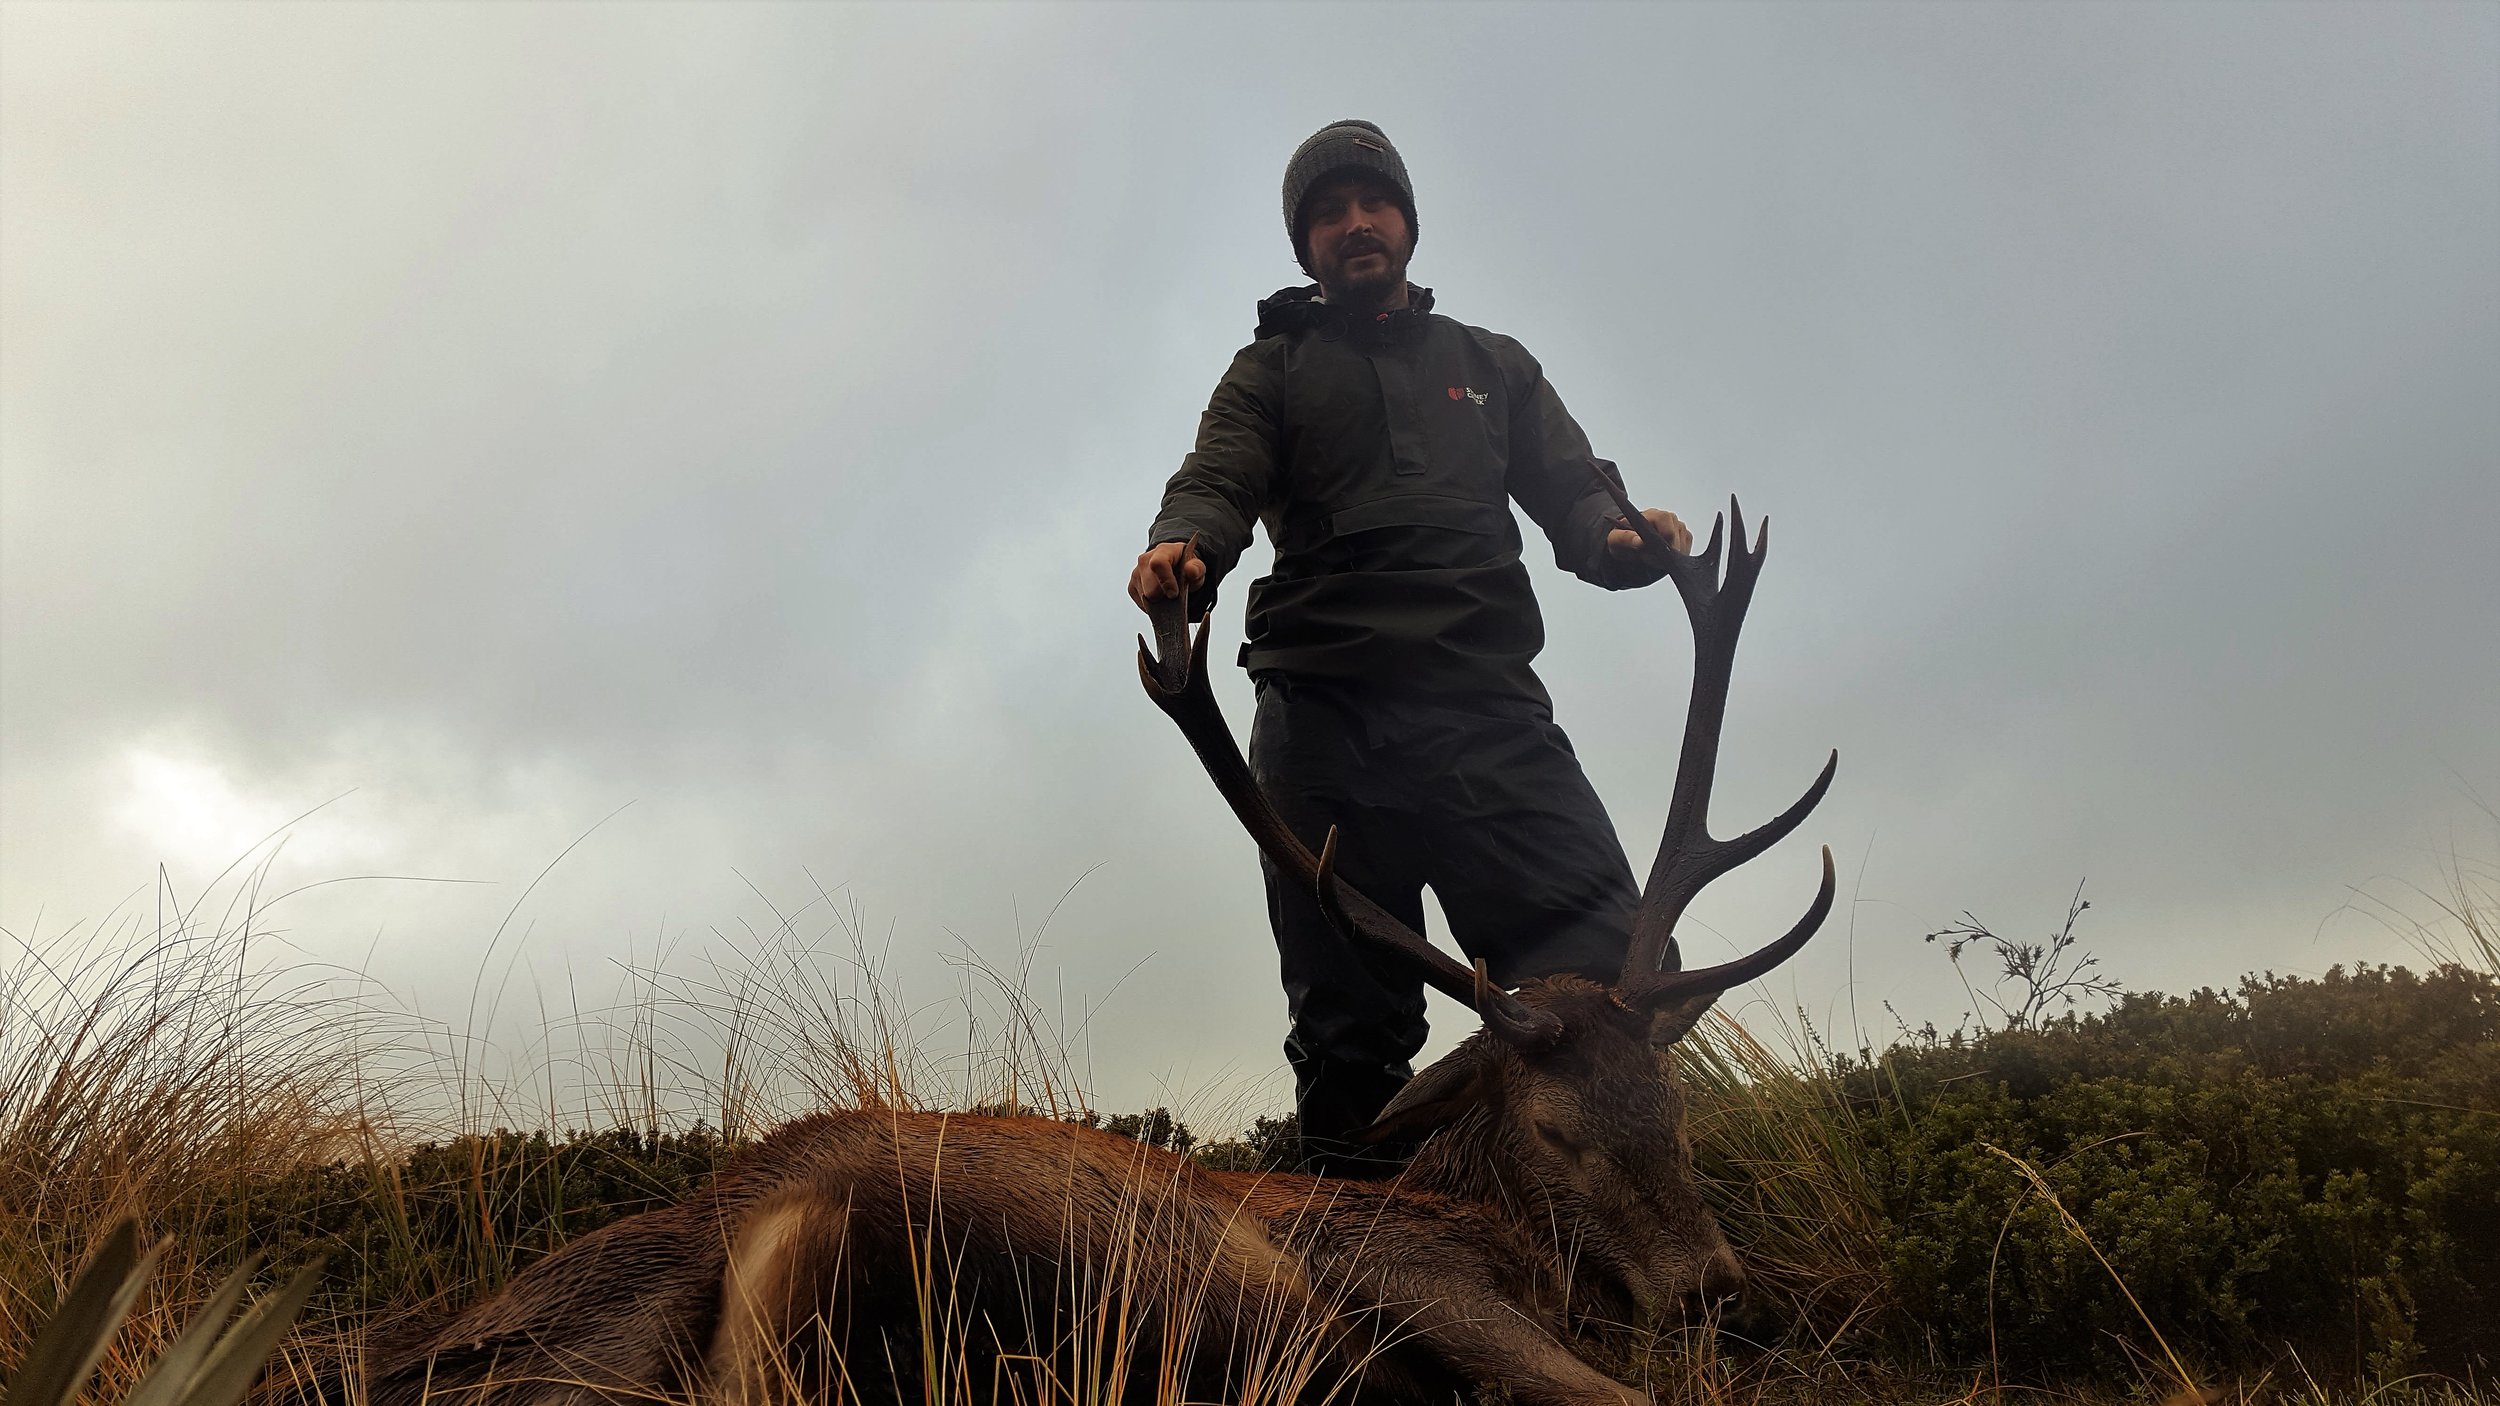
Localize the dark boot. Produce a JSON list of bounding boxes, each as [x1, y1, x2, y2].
[[1291, 1056, 1412, 1178]]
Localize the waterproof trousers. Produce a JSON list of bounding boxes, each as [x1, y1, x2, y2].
[[1247, 675, 1644, 1175]]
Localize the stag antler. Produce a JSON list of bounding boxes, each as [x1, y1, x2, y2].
[[1137, 546, 1564, 1050], [1596, 482, 1838, 1006]]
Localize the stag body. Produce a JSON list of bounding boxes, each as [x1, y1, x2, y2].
[[371, 983, 1703, 1406], [371, 502, 1828, 1406]]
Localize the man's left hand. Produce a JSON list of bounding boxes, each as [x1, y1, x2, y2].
[[1606, 507, 1693, 560]]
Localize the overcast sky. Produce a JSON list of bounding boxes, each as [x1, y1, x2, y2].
[[4, 2, 2494, 1120]]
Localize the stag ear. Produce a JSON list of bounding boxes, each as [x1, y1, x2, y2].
[[1645, 991, 1719, 1047], [1353, 1052, 1492, 1146]]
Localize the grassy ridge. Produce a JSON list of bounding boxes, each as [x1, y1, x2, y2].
[[4, 859, 2494, 1402]]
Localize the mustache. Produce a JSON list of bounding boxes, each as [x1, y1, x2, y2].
[[1337, 235, 1389, 259]]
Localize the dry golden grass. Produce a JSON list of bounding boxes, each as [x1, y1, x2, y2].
[[2, 871, 386, 1391], [1677, 1011, 1892, 1346]]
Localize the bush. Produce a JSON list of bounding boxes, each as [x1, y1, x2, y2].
[[1845, 964, 2499, 1380], [1190, 1113, 1300, 1173], [64, 1122, 739, 1345]]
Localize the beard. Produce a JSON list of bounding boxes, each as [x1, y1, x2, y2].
[[1317, 234, 1411, 304]]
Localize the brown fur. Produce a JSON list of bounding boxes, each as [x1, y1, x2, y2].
[[365, 977, 1748, 1406]]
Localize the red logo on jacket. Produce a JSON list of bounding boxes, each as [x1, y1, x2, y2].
[[1447, 386, 1489, 405]]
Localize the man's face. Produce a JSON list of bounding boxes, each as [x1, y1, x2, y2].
[[1301, 174, 1412, 302]]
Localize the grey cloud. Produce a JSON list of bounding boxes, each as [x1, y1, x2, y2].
[[4, 2, 2493, 1112]]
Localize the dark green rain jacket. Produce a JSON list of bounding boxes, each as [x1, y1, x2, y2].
[[1147, 284, 1657, 701]]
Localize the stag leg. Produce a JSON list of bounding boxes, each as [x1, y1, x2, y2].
[[1304, 1217, 1655, 1406], [704, 1186, 859, 1405], [1399, 1301, 1651, 1406]]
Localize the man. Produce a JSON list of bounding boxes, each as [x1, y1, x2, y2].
[[1129, 120, 1694, 1175]]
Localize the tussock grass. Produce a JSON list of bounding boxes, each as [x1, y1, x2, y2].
[[0, 868, 397, 1388], [1678, 1011, 1891, 1345], [2348, 810, 2500, 981]]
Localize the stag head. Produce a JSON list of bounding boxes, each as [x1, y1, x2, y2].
[[1364, 977, 1743, 1319], [1139, 498, 1834, 1324]]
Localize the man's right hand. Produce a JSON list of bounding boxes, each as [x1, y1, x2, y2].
[[1129, 541, 1206, 613]]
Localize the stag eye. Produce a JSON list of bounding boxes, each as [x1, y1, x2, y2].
[[1533, 1121, 1588, 1159]]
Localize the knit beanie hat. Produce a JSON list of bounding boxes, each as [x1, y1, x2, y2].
[[1282, 119, 1416, 273]]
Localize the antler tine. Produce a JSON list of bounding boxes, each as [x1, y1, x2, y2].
[[1139, 574, 1564, 1050], [1316, 827, 1558, 1048], [1620, 496, 1836, 982], [1141, 533, 1200, 696], [1626, 846, 1836, 1008]]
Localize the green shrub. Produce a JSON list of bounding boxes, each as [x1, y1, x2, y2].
[[174, 1124, 737, 1322], [1846, 964, 2499, 1380], [1189, 1114, 1300, 1173]]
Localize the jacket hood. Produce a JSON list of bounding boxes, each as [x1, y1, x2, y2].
[[1255, 283, 1437, 340]]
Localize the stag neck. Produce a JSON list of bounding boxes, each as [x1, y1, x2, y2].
[[1398, 1101, 1566, 1234], [1401, 1116, 1647, 1326]]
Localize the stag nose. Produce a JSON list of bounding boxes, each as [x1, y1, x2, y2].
[[1695, 1246, 1746, 1309]]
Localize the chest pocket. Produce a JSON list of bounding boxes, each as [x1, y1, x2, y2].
[[1423, 372, 1507, 483], [1276, 338, 1392, 504], [1403, 334, 1511, 497]]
